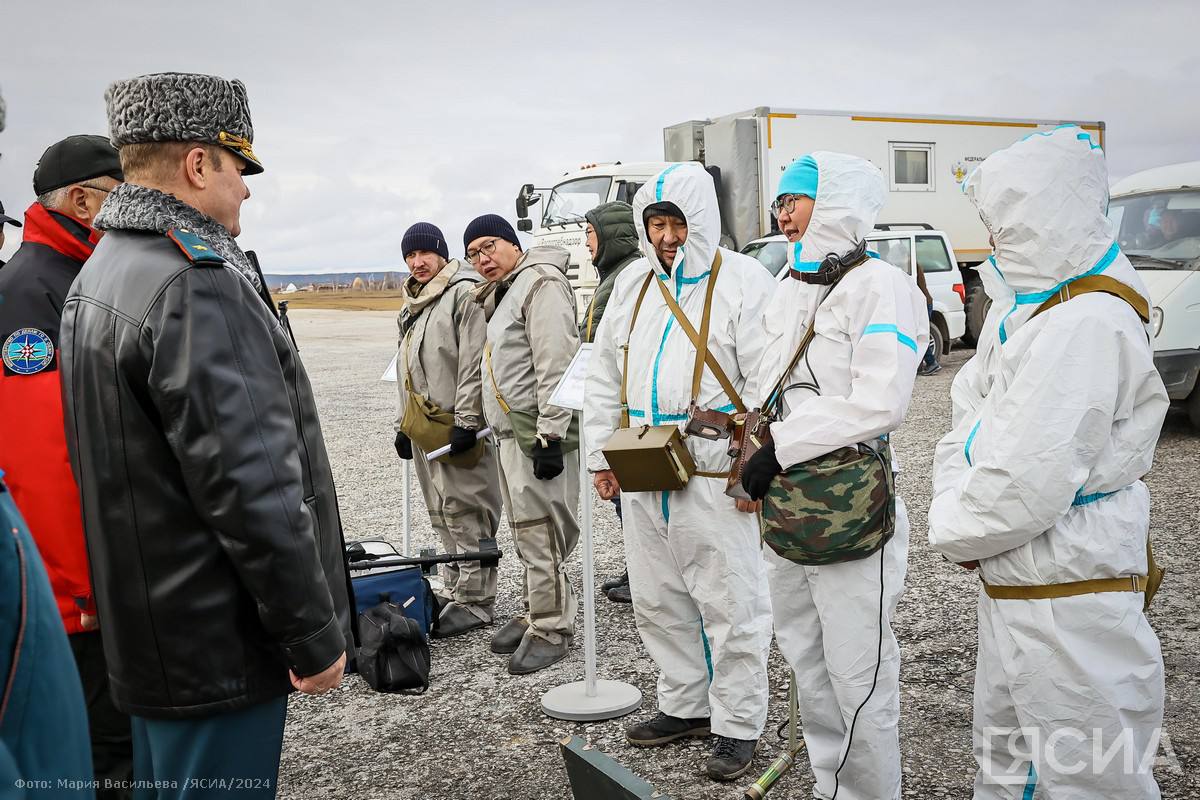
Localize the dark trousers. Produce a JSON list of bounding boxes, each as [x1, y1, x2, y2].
[[130, 695, 287, 800], [70, 630, 134, 800], [922, 303, 940, 370]]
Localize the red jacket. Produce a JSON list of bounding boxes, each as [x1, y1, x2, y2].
[[0, 204, 98, 634]]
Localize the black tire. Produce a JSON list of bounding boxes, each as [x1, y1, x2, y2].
[[929, 318, 945, 359], [1188, 386, 1200, 433], [963, 282, 991, 347]]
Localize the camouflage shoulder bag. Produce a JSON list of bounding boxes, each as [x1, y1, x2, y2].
[[759, 273, 896, 566]]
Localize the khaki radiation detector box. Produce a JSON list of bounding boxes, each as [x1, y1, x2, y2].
[[603, 424, 696, 492]]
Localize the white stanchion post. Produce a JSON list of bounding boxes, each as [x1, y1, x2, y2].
[[540, 345, 641, 721], [580, 453, 598, 697], [402, 459, 412, 557]]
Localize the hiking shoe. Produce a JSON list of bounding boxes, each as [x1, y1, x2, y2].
[[601, 570, 629, 592], [432, 602, 488, 639], [917, 362, 943, 376], [625, 712, 711, 747], [705, 736, 757, 781], [490, 617, 529, 654], [607, 583, 632, 603], [507, 634, 569, 675]]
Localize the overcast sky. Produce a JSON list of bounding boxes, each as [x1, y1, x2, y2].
[[2, 0, 1198, 272]]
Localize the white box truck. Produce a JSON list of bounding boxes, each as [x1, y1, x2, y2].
[[515, 107, 1104, 342]]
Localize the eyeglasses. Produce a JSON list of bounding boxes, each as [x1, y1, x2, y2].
[[770, 194, 804, 218], [78, 183, 112, 196], [466, 238, 500, 264]]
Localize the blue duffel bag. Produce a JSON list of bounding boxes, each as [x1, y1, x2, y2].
[[345, 539, 438, 637]]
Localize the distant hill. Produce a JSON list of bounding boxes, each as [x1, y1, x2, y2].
[[265, 271, 409, 291]]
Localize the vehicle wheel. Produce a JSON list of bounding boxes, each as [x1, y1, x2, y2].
[[929, 318, 945, 359], [963, 282, 991, 347], [1188, 386, 1200, 432]]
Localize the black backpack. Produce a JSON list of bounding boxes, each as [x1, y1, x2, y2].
[[356, 595, 431, 694]]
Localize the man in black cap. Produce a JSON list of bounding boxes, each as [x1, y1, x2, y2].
[[466, 214, 583, 674], [394, 221, 503, 638], [0, 133, 130, 796], [60, 72, 352, 798], [0, 200, 21, 268]]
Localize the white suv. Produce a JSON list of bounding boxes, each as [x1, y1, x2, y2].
[[740, 229, 967, 357]]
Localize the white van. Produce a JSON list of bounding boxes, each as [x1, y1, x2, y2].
[[1108, 161, 1200, 430], [740, 228, 967, 358]]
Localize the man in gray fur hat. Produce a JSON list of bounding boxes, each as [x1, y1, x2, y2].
[[60, 73, 353, 797]]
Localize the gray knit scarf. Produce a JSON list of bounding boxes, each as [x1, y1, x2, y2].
[[94, 183, 262, 291]]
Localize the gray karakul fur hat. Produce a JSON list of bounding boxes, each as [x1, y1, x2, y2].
[[105, 72, 263, 174]]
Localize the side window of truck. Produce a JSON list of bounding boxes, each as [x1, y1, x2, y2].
[[915, 236, 953, 272], [616, 181, 644, 205]]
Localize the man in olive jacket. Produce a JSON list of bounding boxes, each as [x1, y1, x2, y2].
[[60, 73, 351, 795]]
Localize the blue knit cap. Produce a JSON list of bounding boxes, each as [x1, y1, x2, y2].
[[402, 222, 449, 261], [777, 154, 819, 200], [462, 214, 520, 254]]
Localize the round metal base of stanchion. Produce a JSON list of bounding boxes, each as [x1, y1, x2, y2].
[[541, 680, 642, 722]]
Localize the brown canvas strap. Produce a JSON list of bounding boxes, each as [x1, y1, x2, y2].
[[483, 343, 511, 415], [983, 573, 1146, 601], [619, 275, 657, 427], [652, 252, 747, 414], [1032, 274, 1150, 323], [1013, 274, 1162, 608]]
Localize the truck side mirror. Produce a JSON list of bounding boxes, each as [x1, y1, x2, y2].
[[517, 219, 533, 232], [516, 183, 541, 220]]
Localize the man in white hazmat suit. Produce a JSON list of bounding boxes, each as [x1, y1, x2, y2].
[[584, 163, 775, 782], [466, 214, 582, 675], [928, 126, 1168, 798], [393, 222, 502, 638], [741, 152, 928, 800]]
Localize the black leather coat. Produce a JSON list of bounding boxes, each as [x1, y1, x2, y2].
[[60, 229, 354, 719]]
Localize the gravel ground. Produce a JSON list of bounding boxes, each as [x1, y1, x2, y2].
[[279, 309, 1198, 800]]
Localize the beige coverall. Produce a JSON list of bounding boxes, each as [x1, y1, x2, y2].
[[396, 260, 502, 621], [476, 246, 581, 645]]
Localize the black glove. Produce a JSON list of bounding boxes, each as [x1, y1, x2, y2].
[[532, 439, 564, 481], [741, 439, 782, 501], [449, 425, 477, 455], [394, 431, 413, 460]]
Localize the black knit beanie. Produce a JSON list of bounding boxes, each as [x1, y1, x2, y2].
[[463, 214, 520, 253], [402, 222, 449, 261]]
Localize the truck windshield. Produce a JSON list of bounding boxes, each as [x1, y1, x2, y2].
[[1110, 190, 1200, 269], [542, 177, 612, 227]]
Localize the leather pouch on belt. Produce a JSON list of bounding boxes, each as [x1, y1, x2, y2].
[[603, 424, 695, 492]]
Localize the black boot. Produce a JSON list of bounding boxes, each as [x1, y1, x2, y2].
[[705, 736, 757, 781], [625, 712, 711, 747], [601, 570, 629, 593], [490, 617, 529, 654], [507, 634, 569, 675], [432, 602, 488, 639], [606, 583, 632, 603]]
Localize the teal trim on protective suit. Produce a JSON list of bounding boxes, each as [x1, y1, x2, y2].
[[862, 323, 918, 354], [1022, 764, 1037, 800], [790, 241, 821, 273], [1073, 489, 1117, 506], [699, 622, 714, 682], [777, 155, 819, 200], [998, 242, 1121, 345], [660, 492, 670, 523], [651, 250, 686, 425], [655, 164, 684, 202], [964, 420, 981, 466]]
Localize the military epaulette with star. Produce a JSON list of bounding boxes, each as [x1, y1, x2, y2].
[[166, 228, 226, 266]]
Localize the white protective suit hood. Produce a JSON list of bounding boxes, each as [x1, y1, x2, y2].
[[786, 152, 886, 272], [964, 125, 1151, 344], [634, 162, 722, 280]]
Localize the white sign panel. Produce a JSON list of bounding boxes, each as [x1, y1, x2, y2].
[[548, 344, 593, 412], [381, 351, 399, 382]]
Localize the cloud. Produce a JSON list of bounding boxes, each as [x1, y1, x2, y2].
[[1, 0, 1197, 270]]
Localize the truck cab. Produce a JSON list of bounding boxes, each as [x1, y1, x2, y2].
[[516, 162, 666, 315], [1108, 160, 1200, 430]]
